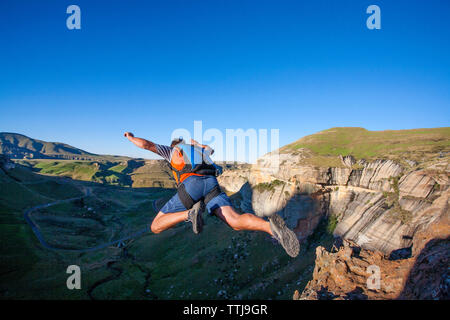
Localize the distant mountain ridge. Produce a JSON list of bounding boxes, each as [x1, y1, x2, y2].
[[0, 132, 127, 160]]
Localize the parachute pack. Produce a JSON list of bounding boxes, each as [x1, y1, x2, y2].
[[169, 143, 223, 210]]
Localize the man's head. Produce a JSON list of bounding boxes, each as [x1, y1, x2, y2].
[[170, 138, 183, 148]]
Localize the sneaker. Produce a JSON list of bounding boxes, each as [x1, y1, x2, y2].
[[186, 201, 205, 234], [269, 213, 300, 257]]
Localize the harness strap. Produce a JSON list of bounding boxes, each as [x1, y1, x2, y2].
[[204, 185, 222, 205], [190, 144, 195, 169], [177, 183, 195, 210], [176, 184, 223, 210]]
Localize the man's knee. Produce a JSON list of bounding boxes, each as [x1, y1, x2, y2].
[[150, 212, 164, 234], [150, 222, 161, 234]]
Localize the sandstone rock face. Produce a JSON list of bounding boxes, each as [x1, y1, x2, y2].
[[399, 169, 442, 198], [218, 152, 449, 255], [349, 160, 403, 191], [332, 166, 449, 253], [329, 167, 352, 185], [217, 168, 250, 194], [339, 155, 355, 168], [217, 152, 449, 300]]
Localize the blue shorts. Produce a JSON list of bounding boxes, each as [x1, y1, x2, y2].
[[160, 175, 232, 215]]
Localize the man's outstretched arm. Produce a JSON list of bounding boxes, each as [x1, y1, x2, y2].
[[124, 132, 157, 153]]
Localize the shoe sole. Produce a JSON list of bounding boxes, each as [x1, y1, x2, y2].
[[269, 214, 300, 257], [190, 202, 204, 234]]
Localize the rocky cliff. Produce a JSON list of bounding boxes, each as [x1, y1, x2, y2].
[[219, 152, 449, 255], [217, 130, 449, 299]]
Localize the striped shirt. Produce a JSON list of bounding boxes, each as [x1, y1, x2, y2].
[[154, 144, 173, 162]]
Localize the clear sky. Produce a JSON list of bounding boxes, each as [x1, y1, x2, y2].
[[1, 0, 449, 160]]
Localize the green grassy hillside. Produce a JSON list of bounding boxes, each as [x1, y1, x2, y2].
[[0, 165, 81, 294], [281, 127, 450, 167], [15, 159, 177, 189], [0, 163, 174, 299]]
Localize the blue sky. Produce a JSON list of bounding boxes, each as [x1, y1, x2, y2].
[[0, 0, 449, 160]]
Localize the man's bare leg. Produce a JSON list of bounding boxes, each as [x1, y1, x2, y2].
[[214, 205, 300, 257], [213, 206, 273, 236], [151, 210, 188, 234]]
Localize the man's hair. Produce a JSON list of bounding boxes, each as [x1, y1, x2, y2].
[[170, 138, 183, 148]]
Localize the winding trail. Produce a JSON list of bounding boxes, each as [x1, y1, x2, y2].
[[23, 191, 160, 253], [15, 171, 167, 299]]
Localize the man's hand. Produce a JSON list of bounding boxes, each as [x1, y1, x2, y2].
[[123, 133, 157, 153], [190, 138, 214, 155]]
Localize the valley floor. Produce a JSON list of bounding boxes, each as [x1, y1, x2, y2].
[[1, 165, 331, 300]]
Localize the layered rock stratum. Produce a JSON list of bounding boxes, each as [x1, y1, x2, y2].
[[217, 127, 449, 299], [219, 155, 448, 253]]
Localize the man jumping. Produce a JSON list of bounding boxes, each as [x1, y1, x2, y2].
[[124, 132, 300, 257]]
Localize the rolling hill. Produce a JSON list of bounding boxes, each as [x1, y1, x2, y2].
[[280, 127, 450, 167], [0, 132, 129, 161]]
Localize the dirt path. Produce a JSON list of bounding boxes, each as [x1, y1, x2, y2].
[[23, 187, 158, 253]]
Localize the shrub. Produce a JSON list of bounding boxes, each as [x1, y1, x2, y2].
[[327, 214, 339, 234], [254, 179, 285, 193], [384, 175, 412, 224]]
